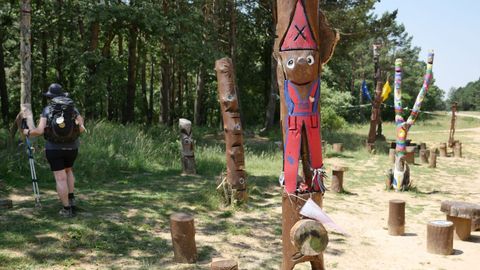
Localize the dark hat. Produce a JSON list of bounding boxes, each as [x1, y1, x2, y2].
[[43, 83, 68, 98]]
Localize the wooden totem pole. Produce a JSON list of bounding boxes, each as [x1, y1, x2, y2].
[[274, 1, 338, 269], [391, 52, 434, 191], [215, 58, 247, 203], [448, 102, 457, 148], [367, 42, 384, 145], [179, 118, 196, 175]]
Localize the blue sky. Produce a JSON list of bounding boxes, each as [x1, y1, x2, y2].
[[373, 0, 480, 95]]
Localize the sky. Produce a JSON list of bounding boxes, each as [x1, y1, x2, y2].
[[373, 0, 480, 95]]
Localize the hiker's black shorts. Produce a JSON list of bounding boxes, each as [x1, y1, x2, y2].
[[45, 149, 78, 171]]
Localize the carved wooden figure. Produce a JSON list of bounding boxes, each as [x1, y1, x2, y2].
[[215, 58, 247, 203], [274, 1, 338, 269], [179, 118, 196, 175], [448, 102, 457, 148]]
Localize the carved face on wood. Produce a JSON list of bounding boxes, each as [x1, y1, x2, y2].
[[279, 50, 319, 85]]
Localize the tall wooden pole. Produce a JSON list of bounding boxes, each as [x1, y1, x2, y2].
[[448, 102, 457, 148], [20, 0, 34, 129], [367, 42, 383, 144]]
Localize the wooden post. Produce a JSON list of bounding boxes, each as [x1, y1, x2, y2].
[[179, 118, 196, 175], [405, 146, 415, 164], [19, 0, 34, 129], [282, 192, 324, 270], [367, 82, 383, 144], [170, 213, 197, 263], [211, 258, 238, 270], [419, 142, 427, 150], [453, 141, 462, 158], [419, 149, 429, 164], [440, 201, 480, 241], [215, 58, 247, 202], [389, 148, 396, 163], [448, 102, 457, 148], [439, 143, 447, 157], [427, 220, 453, 255], [388, 199, 405, 236], [331, 168, 344, 193], [0, 199, 13, 209], [428, 148, 437, 168], [332, 143, 343, 153]]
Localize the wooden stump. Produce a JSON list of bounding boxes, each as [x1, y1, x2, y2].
[[388, 199, 405, 236], [453, 141, 462, 158], [179, 118, 196, 175], [332, 143, 343, 153], [428, 148, 437, 168], [439, 143, 447, 157], [405, 146, 416, 164], [419, 149, 429, 164], [427, 220, 454, 255], [389, 148, 396, 164], [211, 258, 238, 270], [440, 201, 480, 240], [331, 166, 346, 193], [282, 192, 324, 270], [170, 213, 197, 263], [0, 199, 13, 209], [290, 219, 328, 256]]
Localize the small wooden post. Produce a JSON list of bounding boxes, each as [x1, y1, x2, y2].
[[419, 149, 429, 164], [332, 143, 343, 152], [388, 199, 405, 236], [405, 146, 415, 164], [428, 148, 437, 168], [389, 148, 396, 163], [170, 213, 197, 263], [331, 166, 346, 193], [211, 258, 238, 270], [179, 118, 196, 175], [427, 220, 453, 255], [290, 219, 328, 256], [453, 141, 462, 158], [0, 199, 13, 209], [439, 143, 447, 157]]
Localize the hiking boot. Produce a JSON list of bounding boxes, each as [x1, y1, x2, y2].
[[69, 198, 77, 213], [58, 207, 74, 218]]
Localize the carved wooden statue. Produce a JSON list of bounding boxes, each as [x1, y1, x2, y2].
[[179, 118, 196, 175], [448, 102, 457, 148], [215, 58, 247, 203], [391, 52, 434, 191], [274, 0, 338, 269]]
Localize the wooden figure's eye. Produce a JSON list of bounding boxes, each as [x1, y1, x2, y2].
[[307, 55, 315, 65], [287, 58, 295, 69]]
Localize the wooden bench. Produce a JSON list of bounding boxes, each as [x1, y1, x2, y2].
[[440, 201, 480, 240]]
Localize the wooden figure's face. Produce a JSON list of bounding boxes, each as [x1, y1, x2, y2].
[[279, 50, 319, 85]]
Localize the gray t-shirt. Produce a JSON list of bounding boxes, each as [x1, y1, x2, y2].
[[41, 106, 80, 150]]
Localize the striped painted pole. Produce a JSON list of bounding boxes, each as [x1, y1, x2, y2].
[[394, 59, 406, 159]]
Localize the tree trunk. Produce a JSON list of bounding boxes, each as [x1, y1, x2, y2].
[[123, 24, 138, 123], [20, 0, 34, 129], [55, 0, 64, 85], [160, 56, 171, 125], [140, 37, 148, 123], [147, 57, 154, 125], [194, 64, 207, 126], [0, 29, 8, 125], [85, 20, 100, 119], [40, 29, 48, 107]]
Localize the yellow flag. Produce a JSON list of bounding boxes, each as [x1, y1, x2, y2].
[[381, 81, 391, 102]]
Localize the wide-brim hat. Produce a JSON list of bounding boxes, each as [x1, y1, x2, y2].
[[43, 83, 68, 98]]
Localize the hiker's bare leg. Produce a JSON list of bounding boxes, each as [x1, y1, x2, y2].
[[53, 170, 69, 206], [65, 167, 75, 194]]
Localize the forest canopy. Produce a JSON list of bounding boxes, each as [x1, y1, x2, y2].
[[0, 0, 447, 130]]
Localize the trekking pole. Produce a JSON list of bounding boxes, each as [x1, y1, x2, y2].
[[21, 119, 41, 208]]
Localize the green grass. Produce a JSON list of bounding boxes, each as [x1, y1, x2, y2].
[[1, 113, 479, 269]]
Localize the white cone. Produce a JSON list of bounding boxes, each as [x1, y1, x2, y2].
[[300, 198, 349, 236]]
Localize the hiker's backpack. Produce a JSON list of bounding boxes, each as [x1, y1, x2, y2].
[[44, 96, 80, 143]]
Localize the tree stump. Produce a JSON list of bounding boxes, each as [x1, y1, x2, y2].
[[179, 118, 196, 175], [331, 166, 347, 193], [440, 201, 480, 240], [290, 219, 328, 256], [332, 143, 343, 153], [419, 149, 429, 164], [439, 143, 447, 157], [428, 148, 437, 168], [389, 148, 396, 164], [170, 213, 197, 263], [453, 141, 462, 158], [388, 199, 405, 236], [211, 258, 238, 270], [427, 220, 454, 255], [0, 199, 13, 209], [282, 192, 324, 270], [405, 146, 416, 164]]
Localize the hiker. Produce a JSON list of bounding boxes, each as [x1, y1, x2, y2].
[[22, 83, 85, 217]]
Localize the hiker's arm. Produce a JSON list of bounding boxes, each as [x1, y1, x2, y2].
[[23, 117, 46, 137], [76, 115, 86, 133]]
